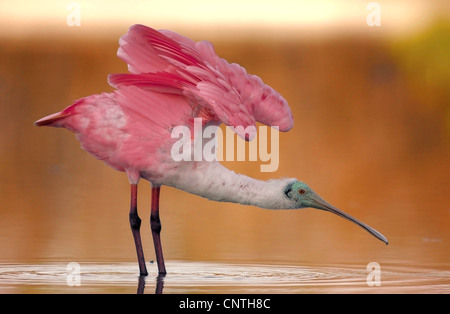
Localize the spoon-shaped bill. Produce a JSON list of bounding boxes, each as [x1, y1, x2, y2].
[[306, 193, 388, 245]]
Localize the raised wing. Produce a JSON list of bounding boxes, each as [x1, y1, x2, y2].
[[109, 24, 293, 140]]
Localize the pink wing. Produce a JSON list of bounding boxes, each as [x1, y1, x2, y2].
[[109, 24, 293, 140]]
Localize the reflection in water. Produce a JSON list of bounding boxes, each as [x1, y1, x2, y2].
[[155, 275, 164, 294], [137, 271, 169, 295], [138, 274, 165, 294], [137, 275, 145, 294]]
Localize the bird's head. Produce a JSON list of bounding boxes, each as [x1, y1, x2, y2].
[[284, 181, 388, 245]]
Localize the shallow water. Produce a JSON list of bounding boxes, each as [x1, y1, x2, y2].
[[0, 261, 448, 294], [1, 25, 449, 294]]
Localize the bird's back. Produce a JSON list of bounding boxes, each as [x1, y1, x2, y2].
[[35, 88, 195, 180]]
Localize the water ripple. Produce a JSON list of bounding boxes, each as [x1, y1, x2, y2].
[[0, 261, 448, 293]]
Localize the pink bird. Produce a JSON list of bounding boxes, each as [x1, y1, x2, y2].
[[35, 24, 387, 277]]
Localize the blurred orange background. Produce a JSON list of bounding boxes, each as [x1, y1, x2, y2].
[[0, 0, 448, 275]]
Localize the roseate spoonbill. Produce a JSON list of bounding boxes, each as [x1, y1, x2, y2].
[[35, 24, 388, 277]]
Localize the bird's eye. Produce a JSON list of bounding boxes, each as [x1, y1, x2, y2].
[[298, 189, 306, 195]]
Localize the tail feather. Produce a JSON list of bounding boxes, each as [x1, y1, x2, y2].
[[34, 112, 69, 127]]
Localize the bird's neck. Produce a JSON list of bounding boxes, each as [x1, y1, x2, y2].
[[163, 161, 296, 209]]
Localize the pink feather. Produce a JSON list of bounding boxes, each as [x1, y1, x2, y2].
[[109, 24, 293, 139], [36, 24, 294, 179]]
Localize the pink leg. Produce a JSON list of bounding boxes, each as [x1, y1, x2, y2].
[[151, 186, 167, 276], [129, 184, 148, 276]]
